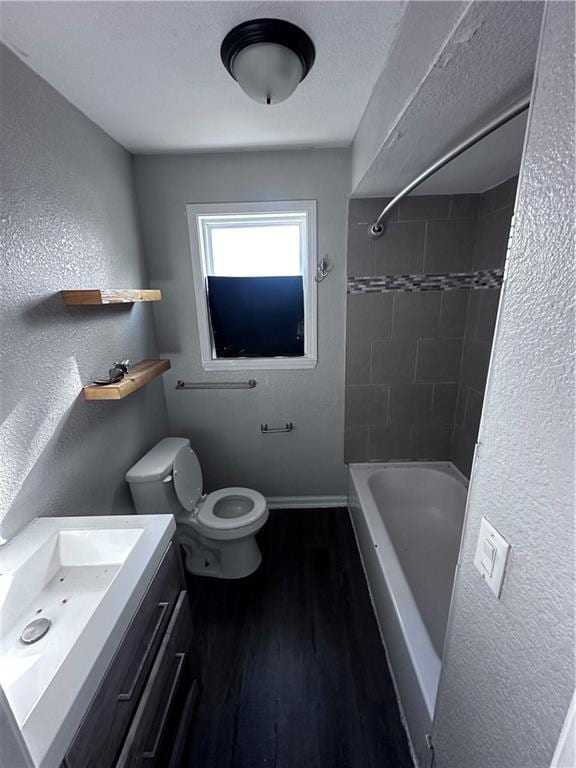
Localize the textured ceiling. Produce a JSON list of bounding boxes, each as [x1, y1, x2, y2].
[[0, 0, 407, 153], [413, 111, 528, 195], [351, 1, 543, 195]]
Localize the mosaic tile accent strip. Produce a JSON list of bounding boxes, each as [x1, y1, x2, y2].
[[347, 269, 503, 294]]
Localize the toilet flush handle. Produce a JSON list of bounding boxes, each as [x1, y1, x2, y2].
[[163, 474, 173, 483]]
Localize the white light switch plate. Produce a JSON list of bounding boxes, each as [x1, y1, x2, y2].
[[474, 517, 510, 598]]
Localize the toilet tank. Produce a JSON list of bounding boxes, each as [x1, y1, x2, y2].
[[126, 438, 191, 516], [128, 477, 182, 517]]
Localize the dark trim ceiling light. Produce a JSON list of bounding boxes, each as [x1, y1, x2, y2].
[[221, 18, 316, 105]]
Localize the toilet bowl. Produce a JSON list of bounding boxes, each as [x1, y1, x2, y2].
[[126, 438, 268, 579]]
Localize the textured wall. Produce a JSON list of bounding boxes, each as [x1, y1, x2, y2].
[[134, 149, 349, 499], [344, 194, 477, 462], [451, 177, 517, 476], [433, 4, 575, 767], [0, 45, 168, 542]]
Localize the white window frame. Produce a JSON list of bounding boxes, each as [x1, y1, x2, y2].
[[185, 200, 317, 371]]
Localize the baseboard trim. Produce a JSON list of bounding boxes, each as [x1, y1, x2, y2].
[[266, 495, 348, 509]]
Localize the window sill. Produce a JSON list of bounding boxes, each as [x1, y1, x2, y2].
[[201, 356, 317, 371]]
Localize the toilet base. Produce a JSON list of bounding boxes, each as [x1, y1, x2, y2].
[[178, 528, 263, 579]]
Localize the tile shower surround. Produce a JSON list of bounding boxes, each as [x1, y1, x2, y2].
[[344, 178, 518, 474], [347, 268, 503, 293]]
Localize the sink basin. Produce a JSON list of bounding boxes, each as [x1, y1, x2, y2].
[[0, 515, 175, 768], [0, 528, 143, 726]]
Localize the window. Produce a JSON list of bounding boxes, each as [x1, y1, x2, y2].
[[186, 201, 317, 370]]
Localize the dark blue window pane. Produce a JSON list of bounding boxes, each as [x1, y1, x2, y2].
[[207, 276, 304, 358]]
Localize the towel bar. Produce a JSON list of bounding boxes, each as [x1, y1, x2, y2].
[[260, 422, 294, 434], [175, 379, 256, 390]]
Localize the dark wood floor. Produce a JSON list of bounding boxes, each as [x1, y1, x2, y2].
[[183, 508, 412, 768]]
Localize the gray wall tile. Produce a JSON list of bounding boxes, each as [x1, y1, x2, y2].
[[464, 387, 484, 438], [347, 223, 375, 276], [373, 220, 425, 275], [344, 426, 368, 463], [440, 291, 469, 338], [432, 383, 458, 423], [459, 339, 491, 391], [345, 385, 389, 427], [368, 424, 412, 460], [410, 423, 452, 460], [478, 191, 493, 219], [450, 194, 480, 220], [371, 339, 417, 384], [473, 207, 513, 270], [398, 195, 450, 221], [392, 292, 441, 339], [346, 187, 509, 471], [349, 197, 395, 225], [464, 290, 480, 337], [451, 426, 475, 477], [425, 219, 476, 273], [346, 292, 393, 341], [449, 179, 514, 476], [416, 338, 463, 383], [454, 385, 467, 428], [389, 383, 433, 422], [475, 289, 500, 343], [345, 338, 370, 385]]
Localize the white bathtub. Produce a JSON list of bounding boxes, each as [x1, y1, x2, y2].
[[348, 462, 467, 765]]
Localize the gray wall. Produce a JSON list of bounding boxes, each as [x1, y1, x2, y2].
[[433, 3, 575, 767], [0, 45, 168, 542], [134, 149, 349, 500], [344, 181, 516, 473], [452, 177, 517, 476]]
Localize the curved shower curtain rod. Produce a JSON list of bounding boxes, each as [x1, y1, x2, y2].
[[368, 96, 531, 239]]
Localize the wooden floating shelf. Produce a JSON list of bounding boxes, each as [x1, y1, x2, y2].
[[61, 289, 162, 306], [83, 359, 170, 401]]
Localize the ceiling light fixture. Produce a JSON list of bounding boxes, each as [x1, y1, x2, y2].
[[221, 18, 315, 106]]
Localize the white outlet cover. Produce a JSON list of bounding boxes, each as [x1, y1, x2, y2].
[[474, 517, 511, 598]]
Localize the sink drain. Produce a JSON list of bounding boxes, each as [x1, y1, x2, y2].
[[20, 617, 51, 645]]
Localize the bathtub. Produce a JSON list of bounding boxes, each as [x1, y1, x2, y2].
[[348, 462, 467, 765]]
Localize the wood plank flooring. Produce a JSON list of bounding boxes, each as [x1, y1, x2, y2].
[[183, 508, 413, 768]]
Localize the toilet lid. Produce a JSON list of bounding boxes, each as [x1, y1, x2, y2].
[[173, 444, 203, 512]]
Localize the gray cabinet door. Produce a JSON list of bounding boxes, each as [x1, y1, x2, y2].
[[65, 544, 182, 768], [115, 590, 195, 768]]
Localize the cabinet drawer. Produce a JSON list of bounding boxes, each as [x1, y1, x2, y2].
[[65, 543, 182, 768], [115, 591, 193, 768]]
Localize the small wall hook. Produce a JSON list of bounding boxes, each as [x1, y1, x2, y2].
[[315, 256, 332, 283]]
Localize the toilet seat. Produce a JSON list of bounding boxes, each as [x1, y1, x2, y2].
[[194, 487, 268, 540], [166, 442, 268, 542]]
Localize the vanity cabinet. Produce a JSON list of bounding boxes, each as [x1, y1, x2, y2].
[[63, 543, 198, 768]]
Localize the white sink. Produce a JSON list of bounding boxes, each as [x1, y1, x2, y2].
[[0, 515, 175, 768], [1, 528, 143, 726]]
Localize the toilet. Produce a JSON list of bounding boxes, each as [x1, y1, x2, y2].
[[126, 437, 268, 579]]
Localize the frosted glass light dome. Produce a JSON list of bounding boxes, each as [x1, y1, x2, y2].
[[221, 18, 315, 107], [232, 43, 303, 105]]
